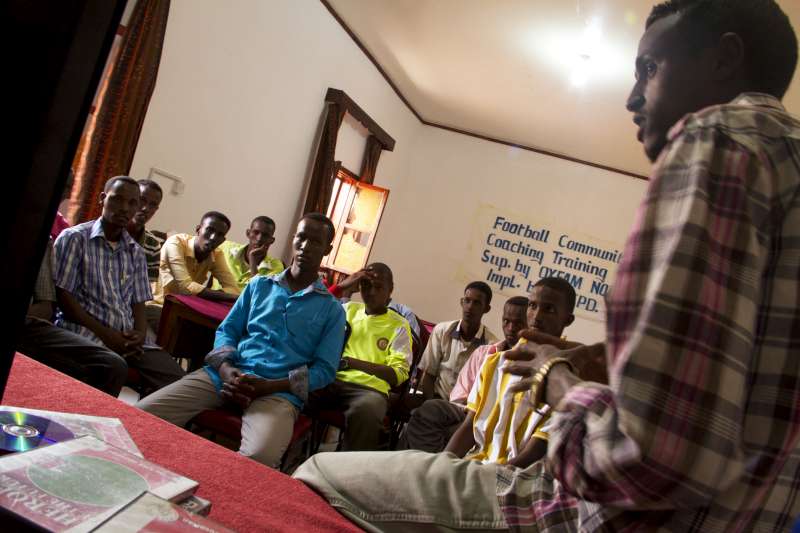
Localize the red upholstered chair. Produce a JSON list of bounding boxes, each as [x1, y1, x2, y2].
[[188, 408, 313, 473]]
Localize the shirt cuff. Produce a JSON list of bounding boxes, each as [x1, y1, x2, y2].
[[204, 345, 237, 370], [288, 365, 309, 404]]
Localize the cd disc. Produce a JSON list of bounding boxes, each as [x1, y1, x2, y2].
[[0, 411, 74, 453]]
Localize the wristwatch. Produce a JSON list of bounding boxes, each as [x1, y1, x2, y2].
[[338, 357, 350, 371]]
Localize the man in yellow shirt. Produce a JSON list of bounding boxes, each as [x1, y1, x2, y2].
[[217, 215, 285, 291], [153, 211, 240, 305], [327, 262, 412, 450]]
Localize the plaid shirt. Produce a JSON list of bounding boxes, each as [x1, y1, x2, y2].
[[497, 93, 800, 532], [54, 219, 152, 345]]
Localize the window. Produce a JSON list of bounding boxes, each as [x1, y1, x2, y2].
[[323, 167, 389, 274]]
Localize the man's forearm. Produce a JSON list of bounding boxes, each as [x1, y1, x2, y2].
[[27, 301, 54, 322], [346, 358, 398, 387], [56, 289, 112, 339], [199, 288, 238, 302], [132, 302, 147, 336], [420, 372, 436, 399], [546, 364, 583, 408], [507, 436, 547, 469], [445, 415, 476, 457], [252, 377, 290, 397]]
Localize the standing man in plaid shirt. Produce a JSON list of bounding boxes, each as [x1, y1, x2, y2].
[[294, 1, 800, 531]]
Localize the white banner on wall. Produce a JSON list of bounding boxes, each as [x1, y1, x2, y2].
[[457, 203, 626, 323]]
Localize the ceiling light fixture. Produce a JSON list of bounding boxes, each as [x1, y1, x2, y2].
[[569, 17, 603, 88]]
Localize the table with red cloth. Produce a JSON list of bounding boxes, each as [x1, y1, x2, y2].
[[157, 295, 234, 371], [1, 354, 361, 533]]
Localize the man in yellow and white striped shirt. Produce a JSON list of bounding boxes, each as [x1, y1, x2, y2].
[[445, 277, 576, 467]]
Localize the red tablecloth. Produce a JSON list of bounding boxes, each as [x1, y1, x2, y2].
[[169, 294, 234, 322], [1, 354, 361, 533]]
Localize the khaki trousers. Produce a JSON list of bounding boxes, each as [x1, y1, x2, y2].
[[293, 450, 508, 532], [136, 369, 298, 467]]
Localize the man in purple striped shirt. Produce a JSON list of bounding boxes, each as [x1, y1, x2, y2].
[[54, 176, 184, 396], [294, 1, 800, 531]]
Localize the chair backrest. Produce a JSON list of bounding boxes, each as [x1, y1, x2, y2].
[[391, 315, 429, 396], [407, 315, 434, 390]]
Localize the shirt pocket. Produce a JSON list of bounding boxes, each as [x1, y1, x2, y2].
[[284, 300, 326, 349]]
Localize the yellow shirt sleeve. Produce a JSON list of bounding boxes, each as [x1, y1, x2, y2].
[[386, 323, 412, 385], [160, 237, 206, 295], [211, 249, 241, 295]]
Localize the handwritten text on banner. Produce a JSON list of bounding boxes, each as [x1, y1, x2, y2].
[[459, 204, 625, 322]]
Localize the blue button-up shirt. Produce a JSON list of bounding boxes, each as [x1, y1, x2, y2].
[[53, 219, 152, 345], [205, 271, 346, 408]]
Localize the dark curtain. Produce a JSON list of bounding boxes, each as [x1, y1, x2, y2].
[[358, 134, 383, 185], [303, 102, 346, 214], [72, 0, 171, 222]]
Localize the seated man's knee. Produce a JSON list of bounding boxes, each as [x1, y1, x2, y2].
[[240, 439, 287, 468], [346, 393, 387, 424]]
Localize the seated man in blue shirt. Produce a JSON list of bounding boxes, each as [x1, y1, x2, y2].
[[137, 213, 346, 468]]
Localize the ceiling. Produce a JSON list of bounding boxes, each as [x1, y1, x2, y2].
[[326, 0, 800, 177]]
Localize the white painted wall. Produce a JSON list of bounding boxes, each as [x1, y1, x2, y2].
[[131, 0, 650, 345], [130, 0, 420, 257], [335, 114, 369, 174], [369, 127, 649, 344]]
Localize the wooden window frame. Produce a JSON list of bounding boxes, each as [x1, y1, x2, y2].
[[323, 166, 389, 275]]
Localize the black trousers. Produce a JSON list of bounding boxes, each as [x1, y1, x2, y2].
[[17, 318, 185, 397]]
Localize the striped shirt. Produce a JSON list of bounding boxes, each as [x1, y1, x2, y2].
[[497, 93, 800, 531], [53, 219, 152, 345], [136, 228, 165, 282], [466, 347, 550, 465]]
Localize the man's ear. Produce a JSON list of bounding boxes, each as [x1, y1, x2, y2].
[[713, 32, 746, 82], [324, 242, 333, 256], [484, 304, 491, 315], [195, 224, 201, 235], [267, 236, 275, 245], [98, 192, 106, 206], [564, 313, 575, 328]]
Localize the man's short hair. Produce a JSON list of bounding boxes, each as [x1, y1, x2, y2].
[[301, 212, 336, 244], [366, 262, 393, 286], [104, 175, 138, 192], [251, 215, 276, 232], [533, 277, 576, 313], [465, 281, 492, 305], [200, 211, 231, 231], [647, 0, 798, 99], [137, 178, 163, 196], [505, 296, 529, 309]]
